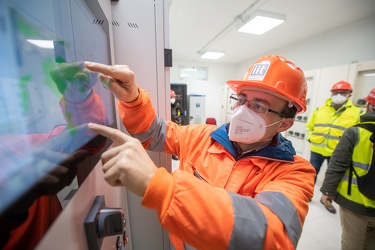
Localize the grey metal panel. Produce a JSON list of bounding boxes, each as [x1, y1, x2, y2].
[[111, 0, 171, 249]]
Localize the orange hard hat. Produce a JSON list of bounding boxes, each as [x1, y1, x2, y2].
[[170, 89, 176, 98], [365, 88, 375, 106], [330, 81, 353, 92], [227, 55, 307, 113]]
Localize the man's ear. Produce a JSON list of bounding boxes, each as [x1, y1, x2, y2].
[[277, 118, 294, 132]]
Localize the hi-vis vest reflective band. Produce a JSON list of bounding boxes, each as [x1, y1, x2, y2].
[[306, 100, 361, 156], [336, 125, 375, 208]]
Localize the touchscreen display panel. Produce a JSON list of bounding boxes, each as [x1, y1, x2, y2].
[[0, 0, 114, 213]]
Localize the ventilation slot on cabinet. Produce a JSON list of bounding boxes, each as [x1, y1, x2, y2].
[[92, 19, 104, 25], [127, 22, 138, 28]]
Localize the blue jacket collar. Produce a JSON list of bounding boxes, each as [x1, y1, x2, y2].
[[210, 123, 295, 162]]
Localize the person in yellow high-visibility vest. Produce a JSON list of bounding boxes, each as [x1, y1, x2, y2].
[[320, 88, 375, 249], [306, 81, 364, 214]]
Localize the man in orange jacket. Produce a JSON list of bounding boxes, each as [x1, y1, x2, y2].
[[86, 55, 315, 250]]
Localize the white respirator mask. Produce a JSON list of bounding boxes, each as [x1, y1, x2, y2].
[[170, 98, 176, 105], [228, 105, 282, 144], [331, 94, 348, 105]]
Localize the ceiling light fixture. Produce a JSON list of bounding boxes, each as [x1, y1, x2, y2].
[[27, 39, 54, 49], [238, 11, 285, 35], [201, 51, 225, 60]]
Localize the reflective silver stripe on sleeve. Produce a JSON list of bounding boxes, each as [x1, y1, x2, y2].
[[130, 117, 167, 152], [227, 191, 267, 250], [255, 191, 301, 248]]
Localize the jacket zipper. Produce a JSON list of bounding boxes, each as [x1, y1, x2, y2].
[[193, 170, 205, 181]]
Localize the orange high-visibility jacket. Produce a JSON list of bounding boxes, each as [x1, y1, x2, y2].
[[119, 89, 315, 250]]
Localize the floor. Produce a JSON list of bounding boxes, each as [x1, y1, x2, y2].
[[297, 181, 341, 250], [172, 159, 342, 249]]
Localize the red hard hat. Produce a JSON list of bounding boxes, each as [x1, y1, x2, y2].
[[365, 88, 375, 106], [330, 81, 353, 92], [170, 89, 176, 98], [227, 55, 307, 113]]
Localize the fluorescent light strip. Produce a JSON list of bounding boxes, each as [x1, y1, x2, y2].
[[201, 51, 225, 59], [238, 11, 285, 35], [27, 39, 54, 49]]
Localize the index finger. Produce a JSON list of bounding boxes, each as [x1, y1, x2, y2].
[[85, 62, 130, 80], [88, 123, 128, 144]]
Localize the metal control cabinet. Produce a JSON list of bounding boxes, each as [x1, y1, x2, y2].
[[34, 0, 171, 249], [111, 0, 171, 249], [171, 83, 189, 125]]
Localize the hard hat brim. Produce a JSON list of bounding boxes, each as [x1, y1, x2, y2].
[[227, 80, 306, 113]]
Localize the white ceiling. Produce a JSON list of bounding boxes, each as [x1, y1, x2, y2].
[[169, 0, 375, 65]]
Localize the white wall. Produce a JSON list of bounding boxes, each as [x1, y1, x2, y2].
[[170, 15, 375, 126], [170, 16, 375, 125], [238, 15, 375, 76]]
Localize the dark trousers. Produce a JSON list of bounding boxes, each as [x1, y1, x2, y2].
[[309, 151, 331, 184]]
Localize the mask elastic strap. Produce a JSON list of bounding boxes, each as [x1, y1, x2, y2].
[[254, 119, 284, 144], [265, 118, 284, 128]]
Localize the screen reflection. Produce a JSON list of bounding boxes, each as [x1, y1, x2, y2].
[[0, 0, 114, 249]]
